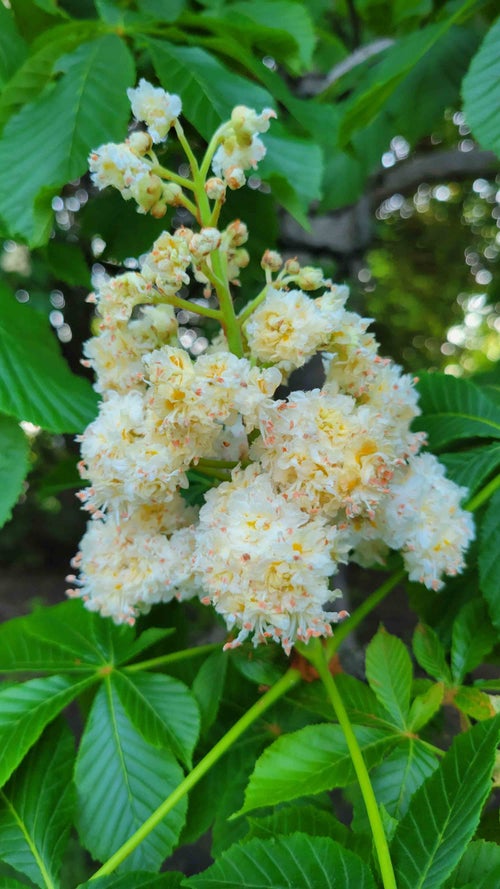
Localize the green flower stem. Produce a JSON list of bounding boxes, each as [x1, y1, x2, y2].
[[325, 567, 406, 660], [89, 667, 302, 878], [465, 472, 500, 512], [238, 285, 268, 326], [312, 643, 398, 889], [124, 642, 221, 673], [174, 120, 201, 181], [199, 128, 225, 181], [163, 292, 221, 321], [151, 163, 195, 191]]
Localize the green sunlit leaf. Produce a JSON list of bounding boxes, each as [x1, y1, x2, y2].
[[413, 373, 500, 450], [478, 489, 500, 629], [0, 674, 94, 788], [0, 285, 97, 432], [75, 683, 186, 870], [183, 833, 377, 889], [0, 415, 30, 529], [391, 715, 500, 889], [113, 671, 200, 769], [462, 17, 500, 159], [365, 628, 412, 728], [451, 600, 496, 684], [237, 723, 395, 816], [0, 720, 74, 888], [0, 34, 134, 245]]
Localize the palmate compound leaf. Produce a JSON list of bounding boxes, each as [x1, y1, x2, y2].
[[112, 671, 200, 769], [75, 681, 187, 871], [450, 600, 497, 684], [391, 714, 500, 889], [412, 372, 500, 451], [444, 839, 500, 888], [182, 833, 377, 889], [438, 442, 500, 497], [0, 674, 95, 789], [365, 628, 412, 729], [0, 719, 74, 888], [236, 723, 397, 816], [0, 599, 137, 673], [478, 488, 500, 629], [0, 284, 97, 433], [462, 16, 500, 158], [0, 34, 134, 246], [358, 739, 439, 826], [0, 414, 29, 530]]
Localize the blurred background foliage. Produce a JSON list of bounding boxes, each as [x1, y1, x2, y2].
[[0, 0, 499, 580]]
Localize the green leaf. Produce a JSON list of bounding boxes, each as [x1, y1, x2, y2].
[[412, 624, 452, 684], [339, 2, 477, 145], [237, 723, 395, 816], [439, 443, 500, 496], [0, 284, 97, 432], [0, 5, 27, 87], [113, 671, 200, 769], [0, 21, 100, 133], [0, 34, 134, 245], [78, 872, 183, 888], [183, 833, 377, 889], [407, 682, 444, 733], [446, 839, 500, 887], [259, 126, 323, 228], [122, 627, 175, 663], [192, 649, 228, 733], [479, 488, 500, 628], [451, 600, 496, 684], [365, 628, 412, 729], [413, 373, 500, 451], [0, 674, 93, 788], [367, 740, 439, 823], [452, 686, 497, 721], [216, 0, 316, 72], [0, 720, 74, 888], [391, 715, 500, 889], [246, 804, 351, 844], [75, 682, 186, 870], [137, 0, 186, 20], [0, 415, 30, 529], [147, 39, 273, 142], [37, 455, 83, 498], [0, 600, 136, 673], [462, 17, 500, 158], [46, 240, 91, 287]]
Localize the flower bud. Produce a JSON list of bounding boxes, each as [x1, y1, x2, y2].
[[261, 249, 282, 272], [296, 266, 325, 290], [190, 228, 221, 257], [127, 131, 153, 155], [163, 182, 184, 206], [225, 219, 248, 247], [284, 257, 300, 275], [225, 166, 246, 190], [205, 177, 226, 202]]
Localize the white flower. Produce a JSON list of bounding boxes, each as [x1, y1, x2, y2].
[[67, 507, 197, 624], [127, 79, 182, 143], [89, 143, 150, 195], [212, 106, 276, 186], [194, 465, 347, 653], [141, 228, 193, 295], [377, 453, 475, 590]]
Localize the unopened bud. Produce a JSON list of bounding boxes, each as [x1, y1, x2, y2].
[[296, 266, 325, 290], [233, 247, 250, 269], [225, 166, 246, 190], [261, 249, 282, 272], [225, 219, 248, 246], [190, 227, 221, 257], [205, 177, 226, 202], [284, 257, 300, 275], [128, 131, 153, 155], [163, 182, 184, 206]]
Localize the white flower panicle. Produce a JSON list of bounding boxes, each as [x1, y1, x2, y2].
[[74, 85, 475, 650]]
